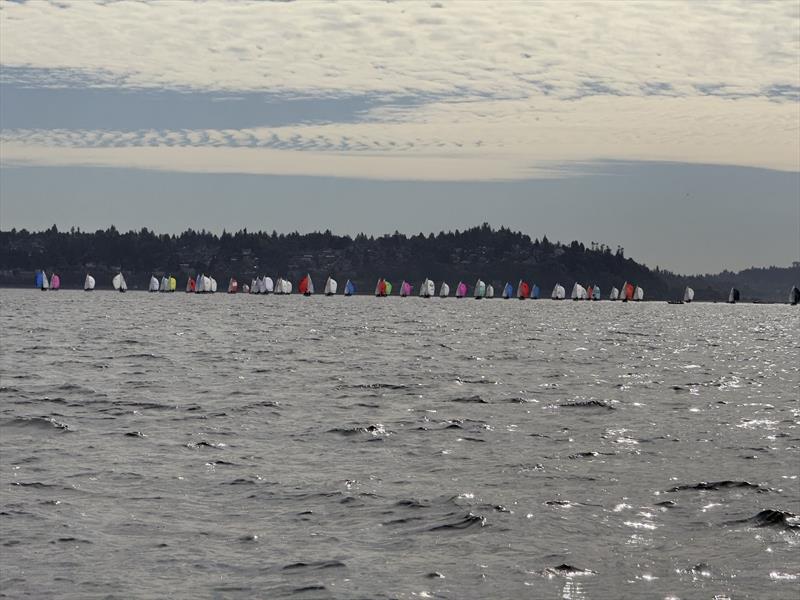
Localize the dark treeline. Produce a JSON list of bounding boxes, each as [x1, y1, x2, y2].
[[1, 224, 797, 301]]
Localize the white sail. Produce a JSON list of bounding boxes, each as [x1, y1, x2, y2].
[[634, 286, 644, 301], [683, 287, 694, 303], [209, 277, 217, 293], [609, 286, 619, 300], [161, 276, 169, 291], [474, 279, 486, 299], [419, 279, 428, 297], [84, 274, 96, 290], [41, 272, 50, 290], [273, 277, 282, 294], [439, 282, 450, 297], [486, 284, 494, 298], [112, 273, 127, 291], [284, 280, 293, 294], [148, 276, 159, 292], [324, 277, 337, 295], [551, 284, 565, 300], [264, 277, 274, 293], [570, 283, 586, 300]]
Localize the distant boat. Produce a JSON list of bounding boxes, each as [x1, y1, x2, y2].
[[485, 284, 494, 299], [84, 274, 95, 291], [551, 283, 565, 300], [112, 273, 127, 293], [186, 277, 195, 293], [228, 278, 238, 293], [299, 274, 314, 296], [592, 285, 601, 301], [375, 278, 389, 297], [570, 283, 586, 300], [790, 285, 799, 305], [586, 285, 593, 300], [241, 284, 250, 294], [195, 274, 209, 293], [344, 279, 356, 296], [455, 281, 467, 298], [399, 280, 412, 297], [263, 277, 274, 294], [517, 280, 530, 299], [439, 282, 450, 298], [159, 276, 169, 292], [530, 284, 540, 299], [502, 282, 514, 299], [419, 278, 435, 298], [283, 279, 293, 294], [620, 282, 634, 302], [474, 279, 486, 299], [271, 277, 280, 295], [169, 276, 177, 292], [728, 287, 740, 304], [35, 270, 49, 290], [325, 277, 338, 296], [634, 286, 644, 301], [50, 274, 60, 291], [609, 286, 619, 300], [683, 287, 694, 303], [149, 276, 160, 292]]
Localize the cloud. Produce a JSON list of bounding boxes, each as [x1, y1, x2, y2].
[[0, 1, 798, 178]]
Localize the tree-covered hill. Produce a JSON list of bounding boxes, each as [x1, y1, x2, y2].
[[1, 224, 797, 301]]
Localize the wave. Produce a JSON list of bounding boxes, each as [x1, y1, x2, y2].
[[543, 564, 597, 577], [667, 480, 773, 493], [428, 511, 486, 531], [3, 416, 71, 431], [327, 424, 390, 437], [559, 400, 615, 410], [451, 395, 488, 404], [726, 509, 800, 530], [282, 560, 346, 571]]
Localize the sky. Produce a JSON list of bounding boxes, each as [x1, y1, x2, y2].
[[0, 0, 798, 274]]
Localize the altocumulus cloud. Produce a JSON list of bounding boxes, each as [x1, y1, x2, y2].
[[0, 0, 798, 180]]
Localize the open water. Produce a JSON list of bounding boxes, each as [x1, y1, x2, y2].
[[1, 289, 798, 599]]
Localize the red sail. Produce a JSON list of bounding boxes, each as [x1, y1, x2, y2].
[[624, 283, 635, 300], [379, 279, 386, 296], [520, 282, 530, 298], [587, 286, 593, 299], [299, 276, 309, 295]]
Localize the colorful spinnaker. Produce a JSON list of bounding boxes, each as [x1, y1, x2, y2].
[[592, 285, 601, 301], [228, 278, 238, 293], [50, 274, 60, 291], [299, 274, 314, 296], [530, 284, 540, 299], [399, 281, 412, 297], [502, 282, 514, 299], [84, 274, 95, 291], [375, 278, 388, 297], [517, 280, 530, 299], [325, 277, 338, 296], [35, 270, 49, 290], [344, 280, 356, 296], [620, 282, 635, 301], [169, 276, 177, 292], [186, 277, 195, 293], [455, 282, 467, 298]]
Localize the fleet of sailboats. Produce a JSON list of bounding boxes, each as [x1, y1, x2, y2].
[[27, 272, 800, 305]]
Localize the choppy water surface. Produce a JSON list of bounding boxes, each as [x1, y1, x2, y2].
[[1, 289, 798, 599]]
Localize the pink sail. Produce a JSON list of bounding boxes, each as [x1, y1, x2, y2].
[[50, 274, 61, 290], [400, 281, 413, 297], [456, 282, 468, 298]]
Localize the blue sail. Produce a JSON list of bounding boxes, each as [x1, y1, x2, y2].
[[35, 270, 44, 289], [503, 282, 514, 298], [593, 286, 601, 300], [531, 284, 540, 299], [344, 280, 356, 295]]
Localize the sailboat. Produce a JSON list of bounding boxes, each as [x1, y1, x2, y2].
[[530, 283, 540, 299], [195, 274, 206, 293], [112, 273, 127, 293], [325, 277, 338, 296], [159, 276, 169, 292], [299, 274, 314, 296], [375, 278, 387, 297], [210, 277, 218, 293], [283, 279, 293, 294], [609, 287, 619, 301], [264, 277, 274, 294], [344, 280, 356, 296], [271, 278, 280, 295], [570, 283, 586, 300], [683, 287, 694, 303], [439, 282, 450, 298], [633, 286, 644, 301], [241, 283, 250, 294], [35, 270, 49, 290], [50, 274, 61, 291], [149, 276, 160, 292], [517, 280, 530, 299], [169, 276, 177, 292], [84, 274, 96, 291], [455, 282, 468, 298], [228, 278, 238, 293], [474, 279, 486, 299], [399, 281, 413, 297], [790, 285, 799, 305], [592, 285, 601, 301], [551, 283, 565, 300], [186, 277, 195, 293], [502, 282, 513, 299], [728, 287, 740, 304], [419, 278, 434, 298], [485, 284, 494, 299], [620, 282, 634, 302]]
